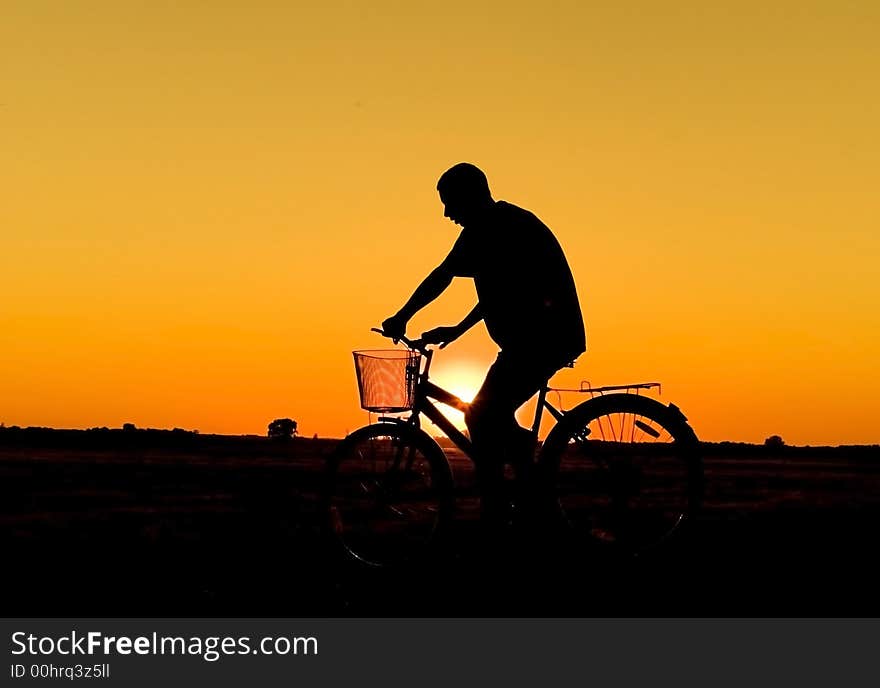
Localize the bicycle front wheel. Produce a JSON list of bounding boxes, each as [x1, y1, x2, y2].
[[540, 394, 702, 555], [323, 423, 454, 568]]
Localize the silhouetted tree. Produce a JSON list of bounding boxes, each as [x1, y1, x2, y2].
[[764, 435, 785, 449], [268, 418, 297, 439], [122, 423, 137, 432]]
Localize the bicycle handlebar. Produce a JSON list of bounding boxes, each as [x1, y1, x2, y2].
[[370, 328, 431, 355]]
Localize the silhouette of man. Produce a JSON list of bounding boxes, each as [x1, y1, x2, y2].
[[383, 163, 586, 526]]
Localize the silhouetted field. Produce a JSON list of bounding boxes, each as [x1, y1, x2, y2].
[[2, 430, 879, 617]]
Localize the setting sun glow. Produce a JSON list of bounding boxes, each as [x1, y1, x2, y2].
[[435, 364, 482, 407]]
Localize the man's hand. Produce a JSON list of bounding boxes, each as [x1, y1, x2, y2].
[[381, 314, 409, 342], [421, 325, 463, 349]]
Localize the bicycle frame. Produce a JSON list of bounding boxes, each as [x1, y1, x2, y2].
[[370, 328, 664, 462], [386, 344, 567, 463]]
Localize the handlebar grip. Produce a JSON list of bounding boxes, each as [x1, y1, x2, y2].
[[372, 327, 403, 342], [371, 327, 429, 355]]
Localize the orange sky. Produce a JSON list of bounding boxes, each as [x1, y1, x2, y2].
[[2, 2, 878, 444]]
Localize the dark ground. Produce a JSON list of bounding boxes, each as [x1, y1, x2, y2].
[[2, 429, 879, 617]]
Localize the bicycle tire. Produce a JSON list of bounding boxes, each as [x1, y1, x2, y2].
[[538, 393, 702, 555], [323, 422, 454, 568]]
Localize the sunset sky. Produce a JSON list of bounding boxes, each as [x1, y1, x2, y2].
[[2, 2, 878, 445]]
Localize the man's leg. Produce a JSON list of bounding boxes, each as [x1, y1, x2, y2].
[[465, 350, 561, 527]]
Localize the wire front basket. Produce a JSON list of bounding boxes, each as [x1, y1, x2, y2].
[[352, 349, 421, 413]]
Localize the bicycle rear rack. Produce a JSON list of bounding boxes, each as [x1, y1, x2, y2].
[[578, 381, 662, 397], [545, 381, 662, 416], [547, 381, 661, 396]]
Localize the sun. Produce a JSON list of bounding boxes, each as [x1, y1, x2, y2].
[[430, 362, 484, 430], [441, 364, 482, 405]]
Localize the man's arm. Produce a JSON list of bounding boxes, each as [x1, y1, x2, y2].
[[455, 304, 483, 333], [382, 263, 454, 338], [422, 305, 483, 349]]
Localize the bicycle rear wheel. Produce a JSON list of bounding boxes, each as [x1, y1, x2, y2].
[[324, 423, 454, 568], [540, 394, 702, 555]]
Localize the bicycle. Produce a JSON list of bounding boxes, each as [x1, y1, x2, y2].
[[322, 329, 703, 568]]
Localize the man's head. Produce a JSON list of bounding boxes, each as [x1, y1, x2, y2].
[[437, 163, 494, 226]]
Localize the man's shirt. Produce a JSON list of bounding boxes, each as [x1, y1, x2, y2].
[[442, 200, 586, 361]]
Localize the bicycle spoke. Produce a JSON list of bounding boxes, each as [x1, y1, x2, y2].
[[327, 427, 451, 567], [550, 395, 700, 555]]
